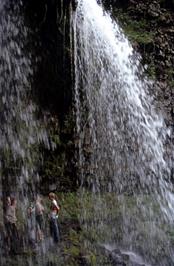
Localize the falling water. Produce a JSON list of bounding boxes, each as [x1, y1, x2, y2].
[[0, 1, 50, 264], [74, 0, 174, 264]]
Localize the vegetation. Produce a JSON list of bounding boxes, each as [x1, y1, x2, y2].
[[1, 0, 174, 265]]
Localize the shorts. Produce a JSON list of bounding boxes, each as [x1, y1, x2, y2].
[[36, 214, 44, 230]]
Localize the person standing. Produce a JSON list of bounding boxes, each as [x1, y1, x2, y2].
[[48, 192, 60, 243], [35, 195, 45, 242], [4, 196, 12, 251], [27, 204, 36, 247], [5, 197, 19, 253]]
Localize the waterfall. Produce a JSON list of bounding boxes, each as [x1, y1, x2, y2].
[[0, 1, 49, 196], [0, 1, 49, 261], [74, 0, 174, 264]]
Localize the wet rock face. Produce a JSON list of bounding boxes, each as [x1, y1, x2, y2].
[[22, 0, 77, 192], [23, 0, 74, 117], [0, 0, 77, 195], [103, 0, 174, 82], [104, 248, 148, 266]]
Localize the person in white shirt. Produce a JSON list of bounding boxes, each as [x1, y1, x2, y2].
[[48, 192, 60, 243]]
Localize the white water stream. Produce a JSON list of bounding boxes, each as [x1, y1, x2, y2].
[[74, 0, 174, 264]]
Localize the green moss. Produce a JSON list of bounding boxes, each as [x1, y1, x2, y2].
[[113, 11, 155, 44], [59, 192, 80, 220], [3, 191, 173, 265], [145, 62, 156, 78], [126, 28, 154, 44], [39, 111, 76, 192], [63, 112, 75, 135]]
